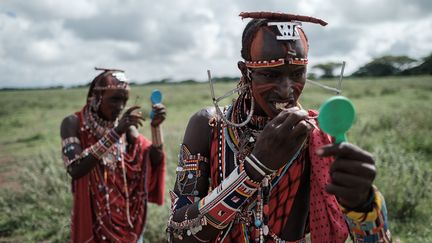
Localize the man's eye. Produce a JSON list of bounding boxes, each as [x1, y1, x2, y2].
[[292, 70, 305, 78], [258, 72, 277, 78]]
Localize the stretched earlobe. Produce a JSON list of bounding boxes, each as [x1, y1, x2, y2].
[[238, 61, 252, 83], [237, 61, 247, 74]]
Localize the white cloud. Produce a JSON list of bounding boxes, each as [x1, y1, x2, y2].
[[0, 0, 431, 88]]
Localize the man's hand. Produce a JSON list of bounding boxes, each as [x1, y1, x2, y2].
[[115, 106, 145, 135], [151, 103, 167, 127], [252, 107, 312, 172], [317, 142, 376, 209]]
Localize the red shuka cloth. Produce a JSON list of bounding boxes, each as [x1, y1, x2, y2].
[[70, 109, 166, 243]]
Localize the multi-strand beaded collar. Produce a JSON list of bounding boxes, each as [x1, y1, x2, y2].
[[83, 106, 118, 139], [224, 91, 271, 164]]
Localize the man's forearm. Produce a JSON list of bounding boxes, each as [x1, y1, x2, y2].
[[168, 163, 259, 242]]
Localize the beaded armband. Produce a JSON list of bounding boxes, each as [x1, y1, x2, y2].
[[176, 144, 209, 197], [341, 186, 392, 242], [62, 137, 81, 167], [168, 163, 259, 240], [198, 163, 259, 229]]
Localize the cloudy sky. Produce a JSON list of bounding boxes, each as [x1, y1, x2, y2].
[[1, 0, 431, 88]]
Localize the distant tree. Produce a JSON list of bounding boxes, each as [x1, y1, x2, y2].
[[307, 72, 317, 80], [179, 79, 197, 84], [402, 53, 432, 75], [213, 76, 239, 83], [312, 62, 342, 78], [352, 55, 417, 77]]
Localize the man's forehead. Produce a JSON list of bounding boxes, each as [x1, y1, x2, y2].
[[249, 24, 307, 62]]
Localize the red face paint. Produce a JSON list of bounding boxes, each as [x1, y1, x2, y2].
[[246, 23, 308, 118], [251, 69, 306, 118]]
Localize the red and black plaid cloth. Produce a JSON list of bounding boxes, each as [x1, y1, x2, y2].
[[209, 110, 348, 242]]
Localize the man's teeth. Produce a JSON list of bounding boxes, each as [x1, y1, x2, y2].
[[274, 102, 289, 110]]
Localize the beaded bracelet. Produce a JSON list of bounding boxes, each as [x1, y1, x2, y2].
[[340, 186, 383, 222], [249, 153, 277, 174], [87, 129, 120, 160], [151, 125, 163, 147], [245, 155, 267, 176]]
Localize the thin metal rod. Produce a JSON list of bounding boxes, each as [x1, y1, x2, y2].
[[337, 61, 346, 95], [306, 79, 341, 93], [207, 70, 254, 127], [208, 70, 216, 102], [215, 86, 247, 103]]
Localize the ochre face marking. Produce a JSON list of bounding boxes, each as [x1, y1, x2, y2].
[[248, 25, 308, 118]]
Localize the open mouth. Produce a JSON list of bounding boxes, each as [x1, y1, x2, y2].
[[273, 101, 295, 111], [274, 102, 289, 110]]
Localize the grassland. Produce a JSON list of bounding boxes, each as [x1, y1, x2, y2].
[[0, 76, 431, 242]]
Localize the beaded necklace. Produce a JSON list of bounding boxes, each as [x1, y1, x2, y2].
[[83, 106, 121, 170], [84, 105, 134, 228], [83, 106, 116, 139], [225, 92, 270, 163], [224, 94, 307, 243]]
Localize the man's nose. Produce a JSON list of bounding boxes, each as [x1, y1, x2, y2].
[[275, 77, 294, 99]]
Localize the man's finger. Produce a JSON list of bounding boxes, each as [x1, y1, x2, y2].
[[331, 171, 372, 189], [316, 142, 374, 164], [330, 159, 376, 179], [290, 120, 312, 137], [279, 109, 309, 132], [125, 105, 141, 115], [326, 184, 363, 202], [268, 110, 291, 127], [130, 114, 145, 120]]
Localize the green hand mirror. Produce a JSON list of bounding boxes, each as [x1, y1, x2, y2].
[[318, 96, 356, 144]]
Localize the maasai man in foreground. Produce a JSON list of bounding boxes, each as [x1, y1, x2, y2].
[[167, 12, 391, 242], [60, 68, 167, 242]]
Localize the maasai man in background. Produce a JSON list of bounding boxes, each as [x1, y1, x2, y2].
[[60, 68, 167, 242], [167, 12, 391, 242]]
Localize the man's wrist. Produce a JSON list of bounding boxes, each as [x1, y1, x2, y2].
[[151, 143, 164, 150], [340, 187, 375, 212], [244, 159, 265, 182]]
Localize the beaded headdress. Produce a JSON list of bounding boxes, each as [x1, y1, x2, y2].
[[239, 12, 327, 68], [86, 67, 130, 105], [93, 67, 130, 91]]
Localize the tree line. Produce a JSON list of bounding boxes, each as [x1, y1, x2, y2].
[[312, 53, 432, 79]]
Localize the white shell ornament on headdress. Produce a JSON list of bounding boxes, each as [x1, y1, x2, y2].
[[112, 72, 128, 82], [267, 22, 301, 40]]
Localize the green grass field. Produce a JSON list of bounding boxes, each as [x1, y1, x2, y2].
[[0, 76, 431, 242]]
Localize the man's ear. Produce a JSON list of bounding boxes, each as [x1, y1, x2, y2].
[[237, 61, 248, 76], [238, 61, 253, 84]]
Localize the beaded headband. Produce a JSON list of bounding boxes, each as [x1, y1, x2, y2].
[[245, 57, 308, 68], [240, 12, 327, 69]]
